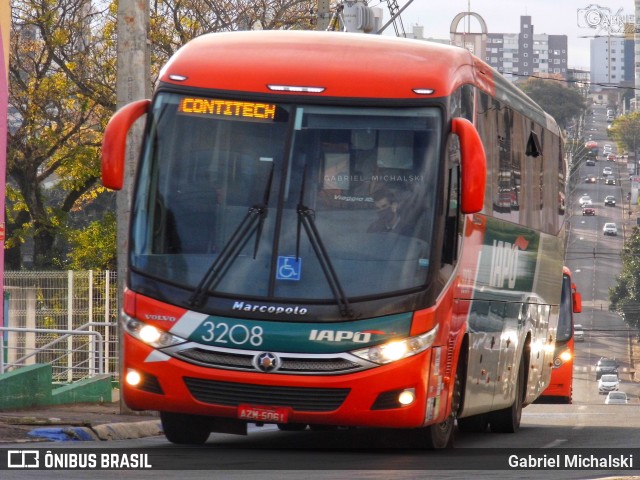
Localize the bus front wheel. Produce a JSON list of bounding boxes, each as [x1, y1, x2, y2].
[[160, 411, 212, 444]]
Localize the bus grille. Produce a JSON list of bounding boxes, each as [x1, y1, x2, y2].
[[171, 347, 366, 375], [183, 377, 350, 411]]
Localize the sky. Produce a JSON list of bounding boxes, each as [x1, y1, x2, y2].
[[389, 0, 638, 70]]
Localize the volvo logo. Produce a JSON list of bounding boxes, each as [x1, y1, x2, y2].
[[254, 352, 280, 373]]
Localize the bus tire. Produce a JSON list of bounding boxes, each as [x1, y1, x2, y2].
[[277, 423, 307, 431], [489, 357, 525, 433], [160, 411, 212, 444], [457, 413, 488, 433], [309, 424, 338, 431]]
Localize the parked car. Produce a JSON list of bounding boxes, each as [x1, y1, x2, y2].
[[596, 357, 619, 379], [603, 222, 618, 236], [574, 324, 585, 341], [582, 207, 595, 216], [602, 166, 613, 176], [605, 391, 628, 404], [605, 176, 616, 185], [604, 195, 616, 206], [598, 374, 620, 394]]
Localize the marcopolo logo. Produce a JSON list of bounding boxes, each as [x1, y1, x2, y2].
[[577, 4, 635, 35], [232, 301, 308, 315]]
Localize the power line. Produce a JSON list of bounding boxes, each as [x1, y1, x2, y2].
[[507, 72, 640, 92]]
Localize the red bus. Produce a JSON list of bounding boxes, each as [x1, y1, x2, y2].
[[102, 31, 566, 448], [540, 266, 582, 403]]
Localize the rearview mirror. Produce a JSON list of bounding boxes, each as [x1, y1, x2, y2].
[[101, 99, 151, 190], [451, 117, 486, 214]]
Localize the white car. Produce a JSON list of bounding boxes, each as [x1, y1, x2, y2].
[[598, 374, 620, 394], [605, 391, 628, 404], [574, 324, 584, 342], [603, 222, 618, 236], [602, 166, 613, 176], [579, 195, 592, 207]]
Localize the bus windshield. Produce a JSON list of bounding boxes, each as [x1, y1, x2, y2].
[[131, 92, 441, 303]]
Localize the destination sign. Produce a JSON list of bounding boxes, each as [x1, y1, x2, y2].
[[178, 97, 277, 121]]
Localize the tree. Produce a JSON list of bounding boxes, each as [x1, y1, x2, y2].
[[608, 111, 640, 156], [66, 211, 116, 270], [609, 226, 640, 330], [518, 77, 586, 129], [8, 0, 115, 269]]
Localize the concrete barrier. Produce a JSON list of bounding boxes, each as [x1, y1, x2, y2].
[[0, 364, 52, 410]]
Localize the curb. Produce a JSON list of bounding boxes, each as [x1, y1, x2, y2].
[[91, 420, 163, 441], [28, 420, 162, 442]]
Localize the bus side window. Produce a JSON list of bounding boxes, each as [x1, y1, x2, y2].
[[442, 132, 461, 266]]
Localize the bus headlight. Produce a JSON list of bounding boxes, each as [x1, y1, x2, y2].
[[554, 349, 572, 367], [351, 326, 438, 365], [123, 315, 185, 348]]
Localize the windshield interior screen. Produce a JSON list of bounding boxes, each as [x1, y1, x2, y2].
[[131, 93, 441, 302]]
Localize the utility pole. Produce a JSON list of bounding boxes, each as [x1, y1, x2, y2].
[[116, 0, 150, 411], [316, 0, 331, 31]]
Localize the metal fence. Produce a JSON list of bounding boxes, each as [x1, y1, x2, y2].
[[2, 270, 119, 383]]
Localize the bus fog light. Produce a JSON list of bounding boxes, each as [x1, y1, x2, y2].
[[398, 389, 416, 406], [126, 369, 142, 386]]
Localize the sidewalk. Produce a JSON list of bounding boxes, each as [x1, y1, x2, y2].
[[0, 402, 162, 443]]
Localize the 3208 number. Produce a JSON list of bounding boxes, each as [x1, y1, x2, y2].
[[200, 321, 264, 346]]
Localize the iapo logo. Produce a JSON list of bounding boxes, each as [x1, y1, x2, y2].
[[577, 4, 634, 35]]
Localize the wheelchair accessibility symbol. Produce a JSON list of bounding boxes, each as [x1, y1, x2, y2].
[[276, 256, 302, 281]]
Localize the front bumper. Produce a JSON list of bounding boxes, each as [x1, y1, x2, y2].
[[122, 334, 445, 429]]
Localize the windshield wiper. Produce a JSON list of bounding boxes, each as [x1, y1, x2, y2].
[[296, 166, 355, 318], [188, 164, 274, 308]]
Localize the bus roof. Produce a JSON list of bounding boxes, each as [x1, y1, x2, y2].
[[159, 30, 559, 134]]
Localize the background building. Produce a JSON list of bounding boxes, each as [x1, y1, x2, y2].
[[484, 16, 568, 80], [590, 36, 634, 86]]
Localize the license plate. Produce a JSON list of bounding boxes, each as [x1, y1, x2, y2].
[[238, 404, 289, 423]]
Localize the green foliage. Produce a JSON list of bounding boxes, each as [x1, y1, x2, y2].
[[518, 77, 586, 129], [66, 211, 116, 270], [608, 112, 640, 155], [609, 226, 640, 330]]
